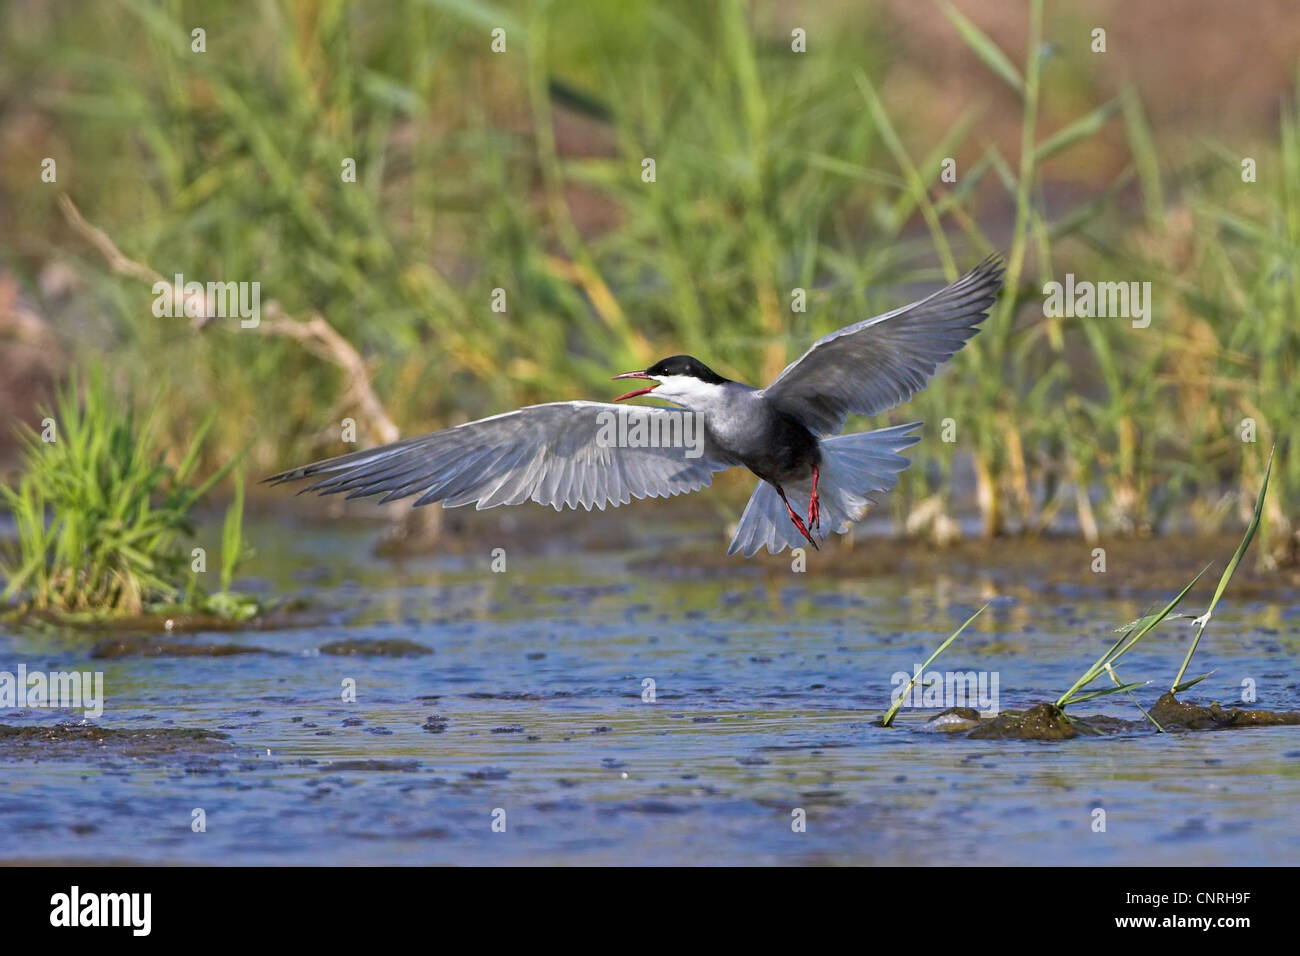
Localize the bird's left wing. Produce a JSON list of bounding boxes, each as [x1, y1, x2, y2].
[[264, 402, 736, 511], [761, 256, 1003, 435]]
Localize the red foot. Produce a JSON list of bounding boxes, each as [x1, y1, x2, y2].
[[776, 484, 819, 551], [808, 465, 820, 529]]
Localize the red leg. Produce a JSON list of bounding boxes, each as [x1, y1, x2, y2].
[[776, 484, 819, 550], [807, 465, 820, 529]]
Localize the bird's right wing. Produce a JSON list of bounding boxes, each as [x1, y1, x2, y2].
[[761, 256, 1003, 435], [264, 402, 737, 511]]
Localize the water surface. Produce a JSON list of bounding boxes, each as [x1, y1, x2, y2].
[[2, 512, 1298, 865]]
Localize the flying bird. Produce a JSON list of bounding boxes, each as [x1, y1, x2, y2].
[[266, 257, 1003, 555]]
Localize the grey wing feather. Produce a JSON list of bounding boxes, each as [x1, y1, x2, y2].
[[761, 256, 1003, 435], [263, 402, 735, 512]]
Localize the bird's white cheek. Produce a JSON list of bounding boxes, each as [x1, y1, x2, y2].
[[654, 376, 726, 407], [660, 389, 696, 408], [653, 383, 681, 404]]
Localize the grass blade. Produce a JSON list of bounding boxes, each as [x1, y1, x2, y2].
[[1106, 663, 1163, 732], [940, 2, 1023, 94], [1034, 98, 1120, 164], [1065, 680, 1151, 705], [1171, 446, 1274, 691], [1172, 670, 1217, 694], [881, 603, 989, 727], [1057, 564, 1211, 707]]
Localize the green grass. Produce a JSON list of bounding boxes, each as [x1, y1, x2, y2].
[[1055, 566, 1208, 710], [1, 0, 1295, 550], [1052, 445, 1274, 715], [0, 369, 257, 620], [1171, 446, 1274, 691]]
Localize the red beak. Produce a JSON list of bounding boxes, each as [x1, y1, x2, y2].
[[611, 371, 659, 402]]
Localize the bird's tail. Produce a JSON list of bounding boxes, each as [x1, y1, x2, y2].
[[726, 422, 921, 557]]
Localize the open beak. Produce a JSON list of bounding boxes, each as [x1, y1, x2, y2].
[[611, 371, 659, 402]]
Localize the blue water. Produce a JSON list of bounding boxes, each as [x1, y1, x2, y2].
[[2, 512, 1299, 865]]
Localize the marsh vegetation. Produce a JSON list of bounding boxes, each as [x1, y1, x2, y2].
[[2, 1, 1297, 566]]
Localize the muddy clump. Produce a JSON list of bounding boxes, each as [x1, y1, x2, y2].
[[967, 703, 1079, 739], [91, 637, 278, 658], [0, 722, 231, 758], [321, 759, 421, 772], [319, 638, 433, 657], [963, 703, 1136, 740], [18, 606, 309, 633], [1149, 692, 1300, 730]]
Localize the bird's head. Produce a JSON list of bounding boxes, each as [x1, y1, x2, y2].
[[612, 355, 730, 407]]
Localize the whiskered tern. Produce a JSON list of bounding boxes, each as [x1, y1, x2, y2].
[[266, 257, 1003, 555]]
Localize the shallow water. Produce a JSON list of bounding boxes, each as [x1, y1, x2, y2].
[[2, 513, 1299, 865]]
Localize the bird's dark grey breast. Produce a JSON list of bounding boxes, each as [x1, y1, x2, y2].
[[707, 394, 821, 485]]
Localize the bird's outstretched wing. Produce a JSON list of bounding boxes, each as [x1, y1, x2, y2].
[[761, 256, 1003, 435], [264, 402, 736, 511]]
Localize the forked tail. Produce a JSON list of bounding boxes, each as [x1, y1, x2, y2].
[[727, 422, 921, 557]]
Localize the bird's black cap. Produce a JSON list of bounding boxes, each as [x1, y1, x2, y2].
[[646, 355, 729, 384]]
